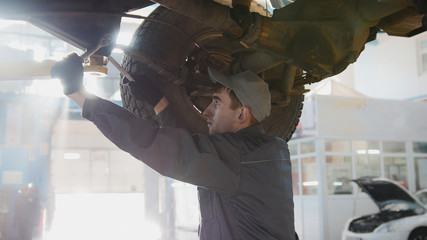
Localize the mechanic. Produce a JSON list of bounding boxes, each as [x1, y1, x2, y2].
[[51, 53, 297, 240]]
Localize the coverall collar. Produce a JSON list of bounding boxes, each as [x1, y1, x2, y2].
[[234, 124, 265, 135]]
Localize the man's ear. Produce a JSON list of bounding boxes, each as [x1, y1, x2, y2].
[[237, 106, 251, 123]]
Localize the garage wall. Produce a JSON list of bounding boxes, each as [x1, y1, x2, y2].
[[51, 119, 145, 193], [315, 95, 427, 141], [353, 31, 427, 100]]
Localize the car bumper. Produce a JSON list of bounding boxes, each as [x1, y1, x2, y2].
[[342, 230, 408, 240]]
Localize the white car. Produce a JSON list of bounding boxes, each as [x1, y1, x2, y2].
[[342, 177, 427, 240], [415, 189, 427, 208]]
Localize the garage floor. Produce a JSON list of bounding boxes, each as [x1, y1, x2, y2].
[[44, 193, 198, 240]]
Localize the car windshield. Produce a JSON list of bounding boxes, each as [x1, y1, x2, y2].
[[381, 199, 424, 212], [415, 191, 427, 206]]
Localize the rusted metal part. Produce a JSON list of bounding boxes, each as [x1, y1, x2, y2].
[[293, 73, 325, 86], [275, 64, 297, 106], [354, 0, 412, 22], [2, 0, 423, 82], [2, 0, 422, 98], [290, 88, 310, 95], [148, 0, 422, 87], [150, 0, 244, 38], [214, 0, 271, 16], [232, 0, 251, 7], [231, 50, 284, 74], [248, 0, 417, 78], [377, 7, 425, 36], [265, 65, 308, 106], [230, 50, 303, 107], [256, 17, 365, 78], [239, 13, 263, 47]]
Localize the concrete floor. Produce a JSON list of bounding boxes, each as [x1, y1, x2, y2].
[[43, 193, 198, 240]]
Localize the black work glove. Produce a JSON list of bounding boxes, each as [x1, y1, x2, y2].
[[125, 75, 163, 106], [51, 52, 84, 95]]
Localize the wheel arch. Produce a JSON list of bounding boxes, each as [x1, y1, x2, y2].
[[408, 226, 427, 240]]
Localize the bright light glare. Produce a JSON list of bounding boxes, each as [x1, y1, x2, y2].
[[356, 150, 367, 154], [367, 149, 380, 154], [302, 181, 318, 186], [116, 5, 157, 46], [333, 182, 343, 186], [125, 5, 158, 23], [8, 42, 48, 62], [45, 193, 160, 240], [63, 153, 81, 160], [356, 149, 380, 154], [116, 32, 136, 46], [111, 89, 122, 101], [254, 0, 274, 9], [0, 20, 26, 30], [26, 79, 64, 97], [84, 75, 102, 96]]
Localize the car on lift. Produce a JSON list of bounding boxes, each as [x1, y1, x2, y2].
[[0, 0, 426, 140], [342, 177, 427, 240]]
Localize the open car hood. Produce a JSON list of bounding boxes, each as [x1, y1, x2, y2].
[[354, 177, 425, 212]]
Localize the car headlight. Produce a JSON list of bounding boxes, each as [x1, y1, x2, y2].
[[374, 219, 404, 233]]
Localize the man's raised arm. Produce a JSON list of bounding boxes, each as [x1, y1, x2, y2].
[[51, 52, 168, 113]]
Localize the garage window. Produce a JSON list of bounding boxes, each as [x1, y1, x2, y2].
[[326, 156, 353, 195], [415, 157, 427, 190], [300, 141, 315, 154], [353, 140, 380, 155], [418, 39, 427, 75], [355, 156, 381, 178], [302, 157, 317, 195], [414, 142, 427, 153], [291, 159, 300, 195], [384, 157, 408, 189], [383, 141, 405, 153], [325, 140, 351, 153], [289, 143, 298, 155]]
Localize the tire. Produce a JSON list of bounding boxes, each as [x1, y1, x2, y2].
[[120, 6, 304, 141], [409, 229, 427, 240]]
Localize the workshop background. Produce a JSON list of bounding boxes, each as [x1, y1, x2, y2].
[[0, 4, 426, 240]]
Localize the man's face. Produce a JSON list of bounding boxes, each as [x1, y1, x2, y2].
[[203, 89, 242, 135]]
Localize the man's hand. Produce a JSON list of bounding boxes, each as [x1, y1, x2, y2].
[[51, 52, 84, 95]]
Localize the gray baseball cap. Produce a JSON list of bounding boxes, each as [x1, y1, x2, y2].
[[207, 67, 271, 122]]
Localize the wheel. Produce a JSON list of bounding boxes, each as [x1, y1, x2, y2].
[[120, 6, 304, 141], [409, 229, 427, 240]]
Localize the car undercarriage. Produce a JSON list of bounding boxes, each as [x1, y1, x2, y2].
[[0, 0, 426, 139]]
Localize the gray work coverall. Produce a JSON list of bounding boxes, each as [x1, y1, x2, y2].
[[82, 96, 296, 240]]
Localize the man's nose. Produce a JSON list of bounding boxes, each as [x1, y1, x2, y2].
[[203, 102, 213, 117]]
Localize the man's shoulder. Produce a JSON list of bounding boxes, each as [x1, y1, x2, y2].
[[199, 124, 287, 149], [237, 126, 286, 144], [235, 130, 288, 153]]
